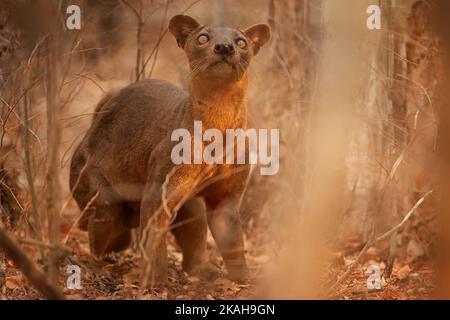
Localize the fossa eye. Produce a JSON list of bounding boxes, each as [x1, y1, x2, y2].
[[198, 34, 209, 44], [236, 38, 247, 49]]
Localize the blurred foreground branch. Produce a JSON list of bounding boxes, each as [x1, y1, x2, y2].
[[432, 0, 450, 299]]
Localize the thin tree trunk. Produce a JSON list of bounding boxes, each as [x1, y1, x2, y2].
[[21, 88, 44, 253], [385, 0, 407, 277], [39, 0, 63, 286]]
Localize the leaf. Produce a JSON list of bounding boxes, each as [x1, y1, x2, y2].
[[396, 265, 412, 280], [343, 257, 356, 267], [214, 277, 234, 287], [60, 223, 71, 235], [187, 276, 200, 283], [5, 275, 23, 289], [253, 254, 269, 264], [103, 264, 115, 271], [6, 260, 15, 268], [381, 290, 407, 300], [123, 269, 140, 288]]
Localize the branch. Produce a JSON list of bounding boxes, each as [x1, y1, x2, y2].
[[139, 0, 202, 79], [0, 226, 66, 300]]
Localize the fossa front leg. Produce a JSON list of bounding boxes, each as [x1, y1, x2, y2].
[[203, 167, 251, 284], [139, 163, 213, 288]]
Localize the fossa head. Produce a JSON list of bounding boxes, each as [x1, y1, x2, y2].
[[169, 15, 271, 83]]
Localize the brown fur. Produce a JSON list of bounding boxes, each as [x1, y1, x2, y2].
[[70, 15, 270, 284]]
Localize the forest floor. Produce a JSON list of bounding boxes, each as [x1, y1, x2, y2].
[[0, 207, 436, 300], [327, 235, 436, 300], [1, 228, 265, 300]]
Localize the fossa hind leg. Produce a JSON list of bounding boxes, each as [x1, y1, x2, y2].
[[105, 200, 140, 253], [105, 229, 132, 253], [86, 184, 128, 257], [70, 162, 131, 257]]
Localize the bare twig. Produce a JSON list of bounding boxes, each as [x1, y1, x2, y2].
[[139, 0, 201, 79], [147, 0, 170, 79], [63, 191, 99, 245], [122, 0, 145, 82], [17, 237, 72, 253], [329, 190, 433, 295]]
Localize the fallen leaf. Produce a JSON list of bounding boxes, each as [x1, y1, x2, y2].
[[381, 290, 406, 300], [6, 260, 15, 268], [214, 277, 234, 287], [253, 254, 269, 264], [60, 223, 71, 235], [159, 291, 168, 300], [366, 247, 378, 257], [123, 269, 139, 288], [187, 276, 200, 283], [5, 275, 23, 289], [396, 265, 412, 280], [343, 257, 356, 267]]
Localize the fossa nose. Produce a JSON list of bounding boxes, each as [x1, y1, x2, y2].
[[214, 42, 235, 56]]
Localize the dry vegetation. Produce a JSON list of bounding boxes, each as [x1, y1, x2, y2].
[[0, 0, 450, 300]]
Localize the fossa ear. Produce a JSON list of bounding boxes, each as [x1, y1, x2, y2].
[[169, 15, 201, 49], [244, 23, 271, 55]]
